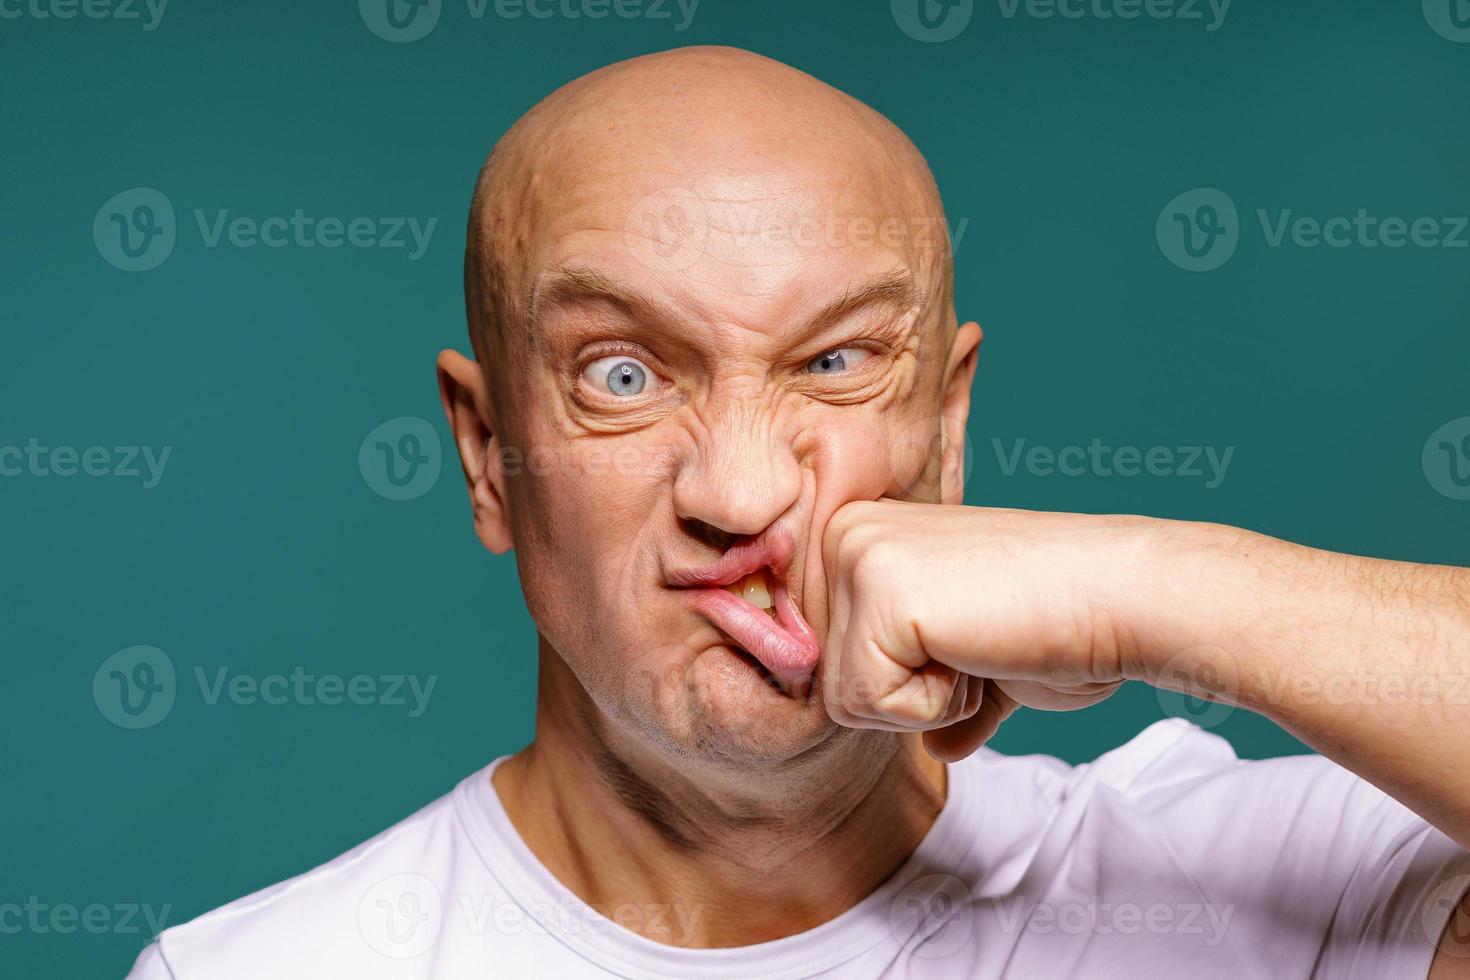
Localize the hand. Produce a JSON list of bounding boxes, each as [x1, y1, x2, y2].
[[819, 499, 1156, 760]]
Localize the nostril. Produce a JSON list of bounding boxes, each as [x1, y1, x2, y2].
[[679, 517, 738, 553]]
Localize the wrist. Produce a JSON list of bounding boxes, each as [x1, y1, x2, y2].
[[1109, 518, 1261, 696]]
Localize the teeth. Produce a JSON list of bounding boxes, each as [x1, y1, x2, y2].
[[743, 572, 772, 611], [725, 570, 775, 613]]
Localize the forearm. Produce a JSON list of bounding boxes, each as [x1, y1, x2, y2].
[[1127, 521, 1470, 849]]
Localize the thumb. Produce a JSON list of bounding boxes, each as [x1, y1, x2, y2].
[[922, 681, 1019, 762]]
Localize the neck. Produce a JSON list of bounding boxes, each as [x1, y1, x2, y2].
[[492, 641, 948, 948]]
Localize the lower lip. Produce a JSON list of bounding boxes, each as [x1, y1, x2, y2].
[[690, 583, 820, 684]]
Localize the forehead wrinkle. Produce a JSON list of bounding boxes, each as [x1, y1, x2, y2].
[[809, 268, 922, 337], [527, 264, 679, 342], [528, 263, 932, 365]]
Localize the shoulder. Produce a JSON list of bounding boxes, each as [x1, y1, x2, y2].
[[966, 717, 1418, 824], [128, 767, 500, 980], [957, 717, 1247, 803], [953, 718, 1417, 873]]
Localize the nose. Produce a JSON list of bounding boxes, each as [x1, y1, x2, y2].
[[672, 396, 802, 539]]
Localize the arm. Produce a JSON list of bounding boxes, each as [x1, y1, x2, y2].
[[820, 500, 1470, 975], [1130, 519, 1470, 851], [819, 501, 1470, 846]]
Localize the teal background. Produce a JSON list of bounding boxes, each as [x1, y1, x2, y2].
[[3, 0, 1468, 975]]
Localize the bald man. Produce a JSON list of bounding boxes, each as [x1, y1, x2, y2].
[[128, 47, 1470, 979]]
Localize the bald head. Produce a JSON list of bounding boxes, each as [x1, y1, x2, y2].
[[463, 46, 953, 361], [439, 46, 982, 766]]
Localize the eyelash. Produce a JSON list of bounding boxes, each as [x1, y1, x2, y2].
[[575, 342, 668, 398], [572, 336, 893, 393]]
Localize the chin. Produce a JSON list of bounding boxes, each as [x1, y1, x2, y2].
[[661, 643, 846, 775], [617, 638, 839, 769]]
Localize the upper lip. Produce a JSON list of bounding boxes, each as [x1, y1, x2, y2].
[[666, 528, 796, 590]]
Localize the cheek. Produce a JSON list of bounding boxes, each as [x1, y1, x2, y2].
[[792, 406, 942, 638], [502, 428, 675, 645], [796, 405, 943, 504]]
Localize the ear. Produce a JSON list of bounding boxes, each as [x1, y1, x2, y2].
[[436, 349, 513, 554], [938, 321, 982, 506]]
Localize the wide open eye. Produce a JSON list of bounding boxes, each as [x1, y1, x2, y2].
[[583, 355, 655, 397], [805, 348, 872, 375]]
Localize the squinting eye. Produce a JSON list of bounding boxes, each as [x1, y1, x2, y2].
[[583, 355, 654, 397], [806, 348, 871, 375]]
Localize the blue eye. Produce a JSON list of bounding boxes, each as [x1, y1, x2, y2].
[[584, 355, 652, 396], [806, 348, 871, 375]]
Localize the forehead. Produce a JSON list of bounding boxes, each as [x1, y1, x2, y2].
[[522, 164, 943, 341]]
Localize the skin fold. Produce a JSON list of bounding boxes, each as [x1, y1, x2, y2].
[[437, 46, 1470, 971]]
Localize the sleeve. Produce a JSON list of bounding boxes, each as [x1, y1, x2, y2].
[[125, 941, 176, 979], [1098, 720, 1470, 980]]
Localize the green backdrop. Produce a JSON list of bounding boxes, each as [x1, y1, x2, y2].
[[3, 0, 1467, 974]]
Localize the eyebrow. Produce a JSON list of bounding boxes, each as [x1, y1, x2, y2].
[[527, 265, 921, 341], [527, 264, 670, 334]]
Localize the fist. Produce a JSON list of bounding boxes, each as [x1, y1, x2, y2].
[[819, 500, 1143, 760]]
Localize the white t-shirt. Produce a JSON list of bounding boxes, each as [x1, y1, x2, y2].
[[127, 719, 1470, 979]]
